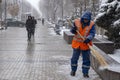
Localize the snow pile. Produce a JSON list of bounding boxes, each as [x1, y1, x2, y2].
[[60, 27, 70, 36], [108, 49, 120, 73], [107, 63, 120, 73], [109, 49, 120, 64], [95, 34, 110, 43], [99, 63, 120, 73]]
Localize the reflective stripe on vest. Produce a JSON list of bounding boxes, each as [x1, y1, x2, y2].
[[73, 26, 90, 42]]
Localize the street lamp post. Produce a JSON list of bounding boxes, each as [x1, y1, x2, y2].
[[62, 0, 63, 20], [4, 0, 7, 29], [0, 0, 2, 19], [0, 0, 2, 3]]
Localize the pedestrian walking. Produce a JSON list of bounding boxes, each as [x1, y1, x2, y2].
[[42, 18, 44, 25], [32, 16, 37, 36], [70, 11, 96, 78], [25, 16, 34, 41]]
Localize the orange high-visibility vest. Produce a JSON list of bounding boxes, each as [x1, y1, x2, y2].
[[72, 19, 94, 50]]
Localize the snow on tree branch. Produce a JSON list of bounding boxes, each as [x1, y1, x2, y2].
[[95, 0, 120, 29], [95, 0, 120, 42]]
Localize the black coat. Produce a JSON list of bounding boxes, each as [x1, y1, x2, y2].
[[26, 19, 34, 29], [33, 19, 37, 28]]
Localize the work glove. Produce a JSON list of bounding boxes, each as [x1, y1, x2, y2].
[[84, 38, 90, 44], [70, 26, 77, 34]]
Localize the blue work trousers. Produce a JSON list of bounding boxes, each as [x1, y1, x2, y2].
[[71, 48, 91, 74]]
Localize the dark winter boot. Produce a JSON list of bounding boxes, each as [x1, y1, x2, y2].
[[83, 74, 89, 78], [70, 71, 76, 76]]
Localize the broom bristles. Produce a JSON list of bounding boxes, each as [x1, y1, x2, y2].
[[77, 31, 108, 67], [89, 45, 108, 66]]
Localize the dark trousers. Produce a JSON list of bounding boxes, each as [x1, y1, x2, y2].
[[32, 28, 35, 36], [42, 21, 44, 25], [27, 29, 33, 40], [71, 48, 90, 74]]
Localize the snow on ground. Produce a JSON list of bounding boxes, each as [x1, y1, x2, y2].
[[109, 49, 120, 64], [106, 64, 120, 73], [52, 55, 70, 61], [51, 49, 101, 80], [60, 26, 70, 36], [47, 21, 70, 36], [46, 21, 56, 35], [46, 21, 55, 28], [95, 34, 112, 43], [57, 63, 101, 80], [48, 28, 56, 35], [52, 55, 101, 80]]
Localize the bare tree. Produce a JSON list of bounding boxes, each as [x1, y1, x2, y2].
[[71, 0, 89, 17], [0, 1, 2, 20], [90, 0, 100, 17], [8, 3, 19, 17], [41, 0, 101, 22], [43, 0, 61, 21]]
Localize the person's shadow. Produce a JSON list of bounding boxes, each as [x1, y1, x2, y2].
[[25, 39, 35, 63]]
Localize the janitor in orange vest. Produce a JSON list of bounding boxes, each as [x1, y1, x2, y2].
[[70, 11, 96, 78]]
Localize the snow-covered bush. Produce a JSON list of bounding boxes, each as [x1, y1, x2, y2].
[[95, 0, 120, 42]]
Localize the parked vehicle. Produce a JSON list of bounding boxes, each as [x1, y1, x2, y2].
[[6, 18, 25, 27]]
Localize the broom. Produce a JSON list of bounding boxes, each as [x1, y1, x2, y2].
[[67, 19, 108, 67]]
